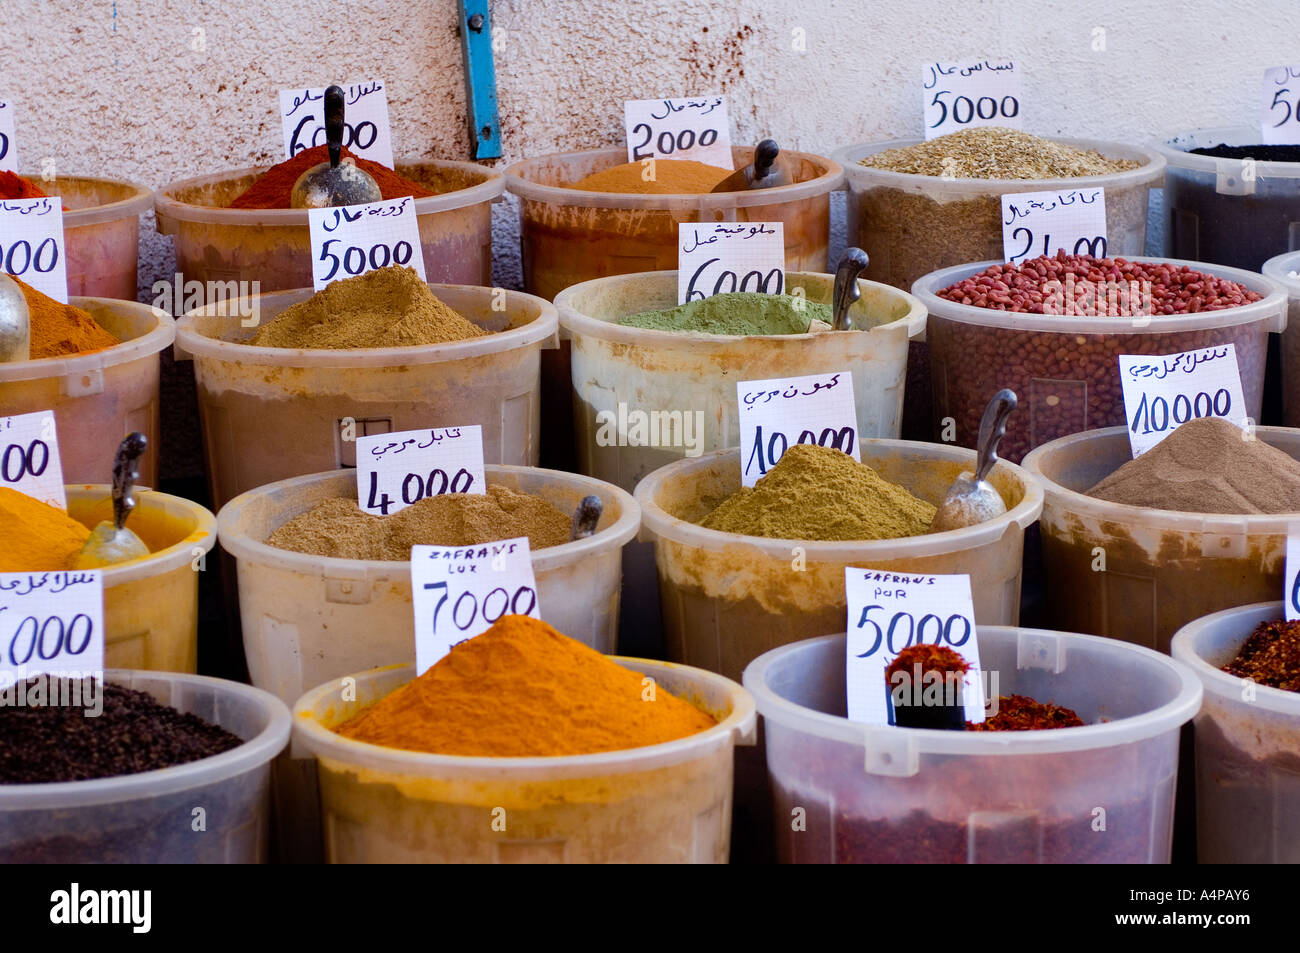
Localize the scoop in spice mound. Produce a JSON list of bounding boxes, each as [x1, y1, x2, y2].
[[248, 266, 488, 349], [699, 444, 935, 541], [1086, 416, 1300, 515], [228, 145, 435, 209], [858, 127, 1142, 179], [1221, 619, 1300, 693]]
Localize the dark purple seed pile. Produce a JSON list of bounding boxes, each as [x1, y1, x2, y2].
[[0, 678, 243, 784]]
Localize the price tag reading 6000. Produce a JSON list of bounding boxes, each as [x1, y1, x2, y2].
[[410, 538, 541, 674]]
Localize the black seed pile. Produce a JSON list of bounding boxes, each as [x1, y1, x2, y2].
[[1188, 143, 1300, 162], [0, 678, 243, 784]]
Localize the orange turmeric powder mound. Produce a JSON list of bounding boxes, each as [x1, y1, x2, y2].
[[568, 159, 732, 195], [335, 615, 717, 757], [0, 487, 91, 571], [11, 275, 119, 359]]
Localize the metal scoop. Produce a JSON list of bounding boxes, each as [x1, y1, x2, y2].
[[831, 247, 870, 331], [710, 139, 791, 193], [290, 85, 383, 209], [570, 495, 603, 540], [929, 389, 1016, 533], [0, 273, 30, 362], [74, 432, 150, 568]]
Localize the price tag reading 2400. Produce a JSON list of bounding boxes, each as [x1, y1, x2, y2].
[[678, 222, 784, 305], [624, 96, 733, 170], [307, 196, 426, 291], [410, 538, 540, 674], [922, 60, 1022, 140], [1118, 344, 1249, 457], [1001, 187, 1107, 265]]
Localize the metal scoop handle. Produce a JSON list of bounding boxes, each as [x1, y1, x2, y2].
[[974, 389, 1017, 484], [832, 247, 870, 331], [324, 85, 345, 169], [752, 139, 780, 179], [111, 432, 148, 531], [570, 495, 603, 540]]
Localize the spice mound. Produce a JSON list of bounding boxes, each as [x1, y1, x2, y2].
[[248, 266, 487, 349], [0, 487, 93, 571], [13, 275, 120, 359], [0, 170, 51, 200], [886, 644, 969, 681], [569, 159, 732, 195], [1188, 143, 1300, 162], [619, 292, 832, 335], [335, 614, 717, 756], [267, 484, 573, 558], [1221, 619, 1300, 693], [936, 252, 1262, 315], [0, 677, 242, 783], [968, 694, 1085, 731], [699, 444, 936, 540], [1086, 416, 1300, 515], [228, 145, 434, 209], [859, 127, 1141, 179]]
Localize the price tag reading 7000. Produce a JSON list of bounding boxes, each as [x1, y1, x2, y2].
[[410, 538, 541, 674]]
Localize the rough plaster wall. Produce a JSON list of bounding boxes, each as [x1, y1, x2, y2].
[[0, 0, 1294, 475]]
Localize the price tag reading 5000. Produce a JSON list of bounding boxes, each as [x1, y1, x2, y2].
[[410, 538, 541, 674], [307, 196, 426, 291], [922, 60, 1022, 140]]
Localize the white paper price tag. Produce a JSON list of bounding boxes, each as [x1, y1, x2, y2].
[[1118, 344, 1249, 457], [0, 101, 17, 172], [1286, 535, 1300, 622], [307, 195, 426, 291], [845, 568, 985, 726], [280, 81, 394, 167], [738, 371, 858, 487], [0, 570, 104, 682], [922, 60, 1023, 139], [356, 425, 486, 515], [410, 537, 540, 673], [0, 411, 65, 510], [624, 96, 733, 169], [0, 197, 67, 302], [1002, 187, 1107, 264], [678, 222, 784, 305], [1261, 66, 1300, 145]]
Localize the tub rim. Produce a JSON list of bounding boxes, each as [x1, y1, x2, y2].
[[0, 297, 175, 384], [1263, 250, 1300, 298], [1172, 600, 1300, 717], [1155, 125, 1300, 178], [18, 173, 154, 227], [65, 484, 217, 586]]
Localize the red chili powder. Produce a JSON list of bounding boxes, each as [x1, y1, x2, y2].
[[228, 145, 435, 209], [0, 171, 50, 200]]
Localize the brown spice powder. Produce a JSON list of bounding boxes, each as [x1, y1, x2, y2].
[[267, 484, 572, 559], [249, 266, 488, 349], [1222, 619, 1300, 692]]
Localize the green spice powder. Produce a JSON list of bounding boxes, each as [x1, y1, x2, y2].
[[699, 444, 936, 540], [618, 292, 831, 335]]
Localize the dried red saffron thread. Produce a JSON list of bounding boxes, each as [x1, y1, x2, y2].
[[0, 170, 50, 200], [968, 694, 1085, 731], [1222, 619, 1300, 692]]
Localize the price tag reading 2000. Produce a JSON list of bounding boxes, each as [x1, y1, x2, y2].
[[922, 60, 1022, 140], [1118, 344, 1249, 457], [624, 96, 733, 169], [307, 195, 426, 291], [410, 538, 540, 674]]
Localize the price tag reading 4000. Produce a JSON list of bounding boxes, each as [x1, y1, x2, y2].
[[355, 425, 486, 516], [677, 222, 785, 305], [922, 60, 1022, 140], [307, 196, 426, 291], [0, 570, 104, 681], [1118, 344, 1249, 458], [844, 568, 985, 726], [410, 538, 540, 674], [624, 96, 733, 170], [279, 81, 394, 167]]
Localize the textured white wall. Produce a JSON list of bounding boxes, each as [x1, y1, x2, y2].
[[1, 0, 1295, 291]]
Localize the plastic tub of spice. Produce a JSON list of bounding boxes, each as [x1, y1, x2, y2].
[[913, 255, 1287, 462], [62, 485, 217, 673], [555, 269, 926, 492], [1157, 127, 1300, 271], [154, 157, 502, 291], [175, 274, 558, 508], [633, 440, 1043, 682], [217, 465, 639, 706], [505, 146, 843, 301], [0, 669, 290, 863], [0, 297, 174, 485], [292, 655, 756, 863], [743, 627, 1200, 863], [1022, 424, 1300, 653], [1263, 251, 1300, 426], [1171, 602, 1300, 863]]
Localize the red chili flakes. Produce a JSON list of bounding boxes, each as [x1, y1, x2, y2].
[[1221, 619, 1300, 693], [885, 643, 970, 682], [967, 693, 1085, 731]]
